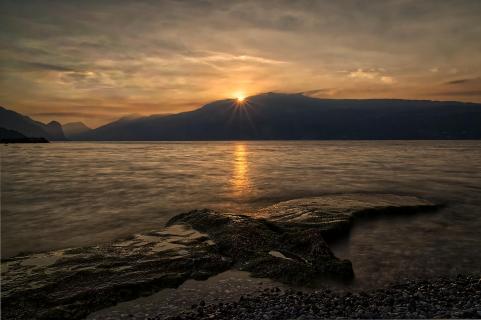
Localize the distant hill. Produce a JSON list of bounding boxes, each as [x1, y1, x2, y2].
[[0, 106, 66, 140], [72, 93, 481, 140], [0, 127, 26, 139], [0, 127, 49, 143], [68, 113, 164, 140], [62, 122, 91, 138]]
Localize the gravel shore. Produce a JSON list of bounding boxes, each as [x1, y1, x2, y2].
[[164, 274, 481, 319]]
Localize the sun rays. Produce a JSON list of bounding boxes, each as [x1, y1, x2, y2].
[[234, 92, 246, 103]]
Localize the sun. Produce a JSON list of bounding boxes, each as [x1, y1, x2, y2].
[[234, 92, 246, 102]]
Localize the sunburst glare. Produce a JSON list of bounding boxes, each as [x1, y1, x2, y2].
[[234, 92, 246, 103]]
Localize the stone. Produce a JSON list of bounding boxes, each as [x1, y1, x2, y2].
[[167, 209, 354, 285], [255, 193, 439, 241], [1, 224, 231, 320]]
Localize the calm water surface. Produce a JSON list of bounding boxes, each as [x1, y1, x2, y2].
[[2, 141, 481, 287]]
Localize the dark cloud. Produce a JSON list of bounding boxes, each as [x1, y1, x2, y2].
[[447, 79, 470, 85], [297, 89, 332, 96], [12, 61, 76, 72], [445, 77, 481, 85]]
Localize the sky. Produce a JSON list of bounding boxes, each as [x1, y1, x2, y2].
[[1, 0, 481, 127]]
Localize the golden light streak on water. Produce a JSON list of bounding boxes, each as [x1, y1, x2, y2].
[[231, 143, 250, 196]]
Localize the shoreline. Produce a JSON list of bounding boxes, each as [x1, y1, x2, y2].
[[0, 194, 474, 319], [167, 274, 481, 320]]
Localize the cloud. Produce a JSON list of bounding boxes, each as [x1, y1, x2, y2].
[[348, 69, 377, 80], [380, 76, 395, 84], [296, 88, 340, 97], [1, 0, 481, 126], [434, 77, 481, 98], [32, 111, 97, 117], [298, 89, 332, 95], [21, 61, 76, 72], [348, 69, 396, 84], [182, 52, 287, 66], [449, 68, 459, 74], [2, 60, 77, 72], [445, 77, 481, 85]]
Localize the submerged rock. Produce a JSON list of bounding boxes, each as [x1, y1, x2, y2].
[[254, 194, 440, 241], [1, 194, 440, 320]]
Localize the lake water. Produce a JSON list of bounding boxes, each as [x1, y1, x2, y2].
[[2, 141, 481, 287]]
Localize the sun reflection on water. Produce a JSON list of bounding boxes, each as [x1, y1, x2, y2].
[[231, 143, 250, 196]]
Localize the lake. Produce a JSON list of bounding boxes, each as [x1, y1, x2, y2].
[[2, 141, 481, 287]]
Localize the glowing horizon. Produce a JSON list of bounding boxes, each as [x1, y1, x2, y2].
[[1, 0, 480, 127], [234, 92, 246, 103]]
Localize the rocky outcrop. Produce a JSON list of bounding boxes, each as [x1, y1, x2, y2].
[[1, 194, 440, 320], [1, 225, 230, 320], [167, 210, 353, 285]]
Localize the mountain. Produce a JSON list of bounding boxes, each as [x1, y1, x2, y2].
[[0, 106, 66, 140], [0, 127, 49, 143], [0, 127, 27, 139], [62, 122, 91, 138], [72, 93, 481, 140], [44, 121, 65, 140], [68, 113, 163, 140]]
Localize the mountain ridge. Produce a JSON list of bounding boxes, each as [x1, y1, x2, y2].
[[62, 122, 92, 138], [71, 93, 481, 140], [0, 106, 66, 140], [3, 93, 481, 141]]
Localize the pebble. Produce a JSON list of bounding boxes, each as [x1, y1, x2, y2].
[[160, 274, 481, 320]]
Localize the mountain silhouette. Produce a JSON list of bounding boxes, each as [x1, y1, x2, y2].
[[0, 127, 49, 143], [0, 106, 66, 140], [62, 122, 91, 138], [0, 127, 27, 139], [71, 93, 481, 140]]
